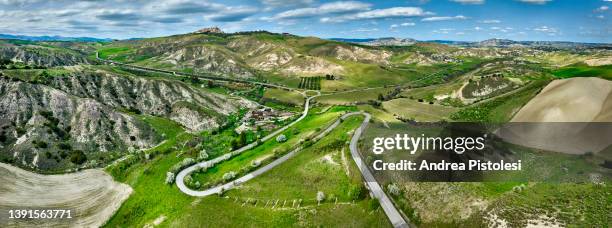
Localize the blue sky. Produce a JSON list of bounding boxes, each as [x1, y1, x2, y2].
[[0, 0, 609, 42]]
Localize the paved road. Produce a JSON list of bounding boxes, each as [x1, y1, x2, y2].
[[176, 110, 409, 227], [97, 53, 408, 227], [349, 112, 409, 228], [175, 95, 318, 196]]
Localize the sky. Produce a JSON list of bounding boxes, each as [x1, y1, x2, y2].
[[0, 0, 610, 42]]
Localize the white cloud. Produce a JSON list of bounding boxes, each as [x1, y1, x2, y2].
[[517, 0, 552, 5], [450, 0, 484, 4], [321, 7, 431, 23], [422, 15, 468, 22], [595, 5, 609, 12], [532, 25, 560, 36], [597, 15, 605, 19], [352, 28, 378, 32], [260, 0, 314, 7], [0, 0, 42, 6], [350, 7, 429, 19], [433, 28, 454, 34], [480, 19, 501, 23], [269, 1, 371, 20], [474, 26, 483, 30], [390, 22, 416, 29], [204, 6, 259, 22]]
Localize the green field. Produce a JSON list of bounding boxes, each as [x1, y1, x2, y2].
[[229, 116, 366, 201], [103, 112, 388, 227], [189, 106, 347, 186], [317, 87, 396, 105], [360, 120, 611, 227], [298, 76, 322, 90], [553, 63, 612, 80], [262, 88, 304, 106], [450, 79, 551, 122], [382, 98, 457, 122]]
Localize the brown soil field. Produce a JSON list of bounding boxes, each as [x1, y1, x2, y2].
[[498, 77, 612, 154], [0, 163, 132, 227]]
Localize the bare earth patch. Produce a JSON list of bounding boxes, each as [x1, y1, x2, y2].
[[584, 57, 612, 66], [499, 77, 612, 154], [0, 163, 132, 227]]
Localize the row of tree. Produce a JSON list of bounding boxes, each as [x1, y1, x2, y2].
[[298, 76, 321, 90]]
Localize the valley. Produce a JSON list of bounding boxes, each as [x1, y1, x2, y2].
[[0, 29, 610, 228]]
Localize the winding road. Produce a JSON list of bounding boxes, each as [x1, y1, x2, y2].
[[175, 94, 318, 196], [96, 54, 409, 227], [176, 108, 409, 227]]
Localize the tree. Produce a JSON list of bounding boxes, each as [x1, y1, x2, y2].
[[276, 134, 287, 143], [165, 172, 175, 184], [198, 149, 209, 160], [69, 150, 87, 165], [316, 191, 325, 205], [223, 171, 237, 181], [388, 183, 401, 196], [251, 160, 261, 168], [239, 131, 247, 146], [190, 75, 200, 83], [377, 93, 384, 101]]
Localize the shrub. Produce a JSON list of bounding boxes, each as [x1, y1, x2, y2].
[[348, 185, 366, 200], [223, 171, 237, 181], [388, 183, 401, 196], [276, 134, 287, 143], [34, 140, 48, 148], [184, 175, 193, 185], [169, 158, 196, 174], [59, 151, 68, 159], [69, 150, 87, 165], [198, 149, 209, 161], [368, 199, 380, 211], [57, 142, 71, 150], [316, 191, 325, 205], [196, 166, 208, 173]]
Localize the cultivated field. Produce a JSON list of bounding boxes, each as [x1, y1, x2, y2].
[[0, 163, 131, 227], [382, 98, 457, 122], [500, 77, 612, 154]]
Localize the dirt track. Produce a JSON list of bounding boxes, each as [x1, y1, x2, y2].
[[0, 163, 132, 227]]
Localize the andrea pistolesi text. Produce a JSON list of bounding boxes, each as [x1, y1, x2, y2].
[[370, 134, 522, 171], [372, 160, 522, 171]]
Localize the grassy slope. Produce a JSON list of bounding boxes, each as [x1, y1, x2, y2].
[[361, 121, 611, 227], [104, 113, 388, 227], [229, 116, 364, 200], [317, 87, 396, 105], [450, 79, 551, 122], [174, 116, 389, 227], [553, 63, 612, 80], [262, 88, 304, 106], [382, 98, 457, 122], [190, 106, 348, 185]]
